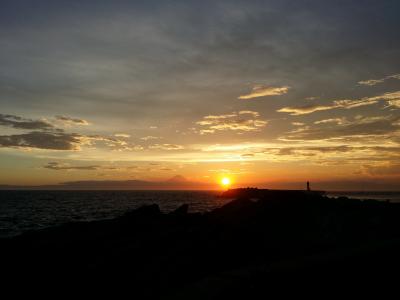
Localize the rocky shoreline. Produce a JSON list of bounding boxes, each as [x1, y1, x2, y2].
[[2, 190, 400, 297]]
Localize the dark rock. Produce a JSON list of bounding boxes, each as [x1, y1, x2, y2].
[[170, 204, 189, 216]]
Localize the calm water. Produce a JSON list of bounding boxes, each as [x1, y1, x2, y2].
[[0, 190, 230, 238], [1, 190, 399, 238]]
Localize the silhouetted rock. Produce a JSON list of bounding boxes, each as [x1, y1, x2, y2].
[[170, 204, 189, 215], [123, 203, 161, 218]]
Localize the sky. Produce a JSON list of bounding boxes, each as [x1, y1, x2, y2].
[[1, 0, 400, 190]]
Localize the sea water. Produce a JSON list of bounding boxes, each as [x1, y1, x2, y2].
[[0, 190, 229, 238]]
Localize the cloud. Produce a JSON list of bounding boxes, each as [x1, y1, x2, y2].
[[314, 118, 347, 125], [0, 128, 134, 151], [88, 135, 144, 151], [141, 136, 160, 141], [281, 115, 400, 141], [44, 162, 99, 171], [200, 114, 237, 120], [278, 104, 334, 115], [333, 98, 379, 109], [196, 111, 267, 134], [358, 79, 386, 86], [44, 162, 142, 172], [238, 85, 290, 99], [159, 168, 173, 171], [292, 122, 305, 126], [306, 96, 319, 101], [0, 113, 140, 151], [387, 99, 400, 108], [301, 146, 353, 153], [270, 146, 354, 156], [55, 115, 90, 126], [114, 133, 131, 138], [358, 73, 400, 86], [238, 110, 260, 117], [0, 131, 83, 150], [364, 163, 400, 176], [372, 91, 400, 101], [241, 153, 254, 158], [0, 114, 54, 130], [258, 145, 400, 166], [0, 114, 89, 132], [200, 142, 400, 165], [149, 144, 184, 150], [277, 91, 400, 115]]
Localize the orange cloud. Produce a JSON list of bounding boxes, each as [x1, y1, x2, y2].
[[238, 85, 290, 99]]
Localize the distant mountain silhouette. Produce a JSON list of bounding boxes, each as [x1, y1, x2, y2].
[[166, 175, 188, 183], [0, 177, 214, 190]]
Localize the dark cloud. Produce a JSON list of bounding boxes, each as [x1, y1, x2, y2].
[[305, 146, 353, 153], [2, 0, 400, 129], [261, 146, 353, 156], [43, 162, 141, 171], [238, 85, 290, 99], [55, 115, 89, 125], [0, 131, 82, 150], [277, 148, 294, 156], [0, 113, 138, 151], [44, 162, 99, 170], [0, 113, 53, 130]]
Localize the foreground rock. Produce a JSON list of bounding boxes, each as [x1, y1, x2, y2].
[[1, 191, 400, 297]]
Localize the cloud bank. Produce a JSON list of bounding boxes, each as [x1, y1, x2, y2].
[[44, 162, 99, 170], [277, 91, 400, 115], [238, 86, 290, 100], [358, 74, 400, 86], [0, 114, 54, 130], [196, 111, 267, 134], [0, 131, 83, 150], [55, 115, 90, 126]]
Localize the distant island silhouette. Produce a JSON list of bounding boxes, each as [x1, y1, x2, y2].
[[0, 175, 212, 190], [2, 187, 400, 297]]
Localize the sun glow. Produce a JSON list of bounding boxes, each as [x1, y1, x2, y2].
[[220, 177, 231, 187]]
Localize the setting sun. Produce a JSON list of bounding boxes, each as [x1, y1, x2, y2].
[[221, 177, 231, 187]]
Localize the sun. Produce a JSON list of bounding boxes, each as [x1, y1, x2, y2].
[[220, 177, 231, 187]]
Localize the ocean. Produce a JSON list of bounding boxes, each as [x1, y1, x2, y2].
[[0, 190, 230, 238], [1, 190, 399, 238], [326, 191, 400, 202]]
